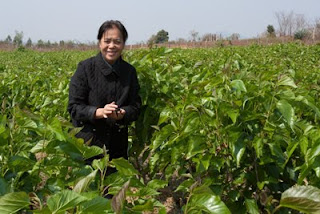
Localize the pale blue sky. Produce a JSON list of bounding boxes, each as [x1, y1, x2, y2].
[[1, 0, 319, 44]]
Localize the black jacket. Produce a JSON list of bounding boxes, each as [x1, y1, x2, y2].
[[68, 52, 141, 159]]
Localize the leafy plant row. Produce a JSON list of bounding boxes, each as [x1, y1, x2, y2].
[[0, 44, 320, 213]]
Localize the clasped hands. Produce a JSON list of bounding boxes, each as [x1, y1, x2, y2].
[[95, 101, 126, 120]]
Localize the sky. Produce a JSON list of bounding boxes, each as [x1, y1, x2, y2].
[[1, 0, 319, 45]]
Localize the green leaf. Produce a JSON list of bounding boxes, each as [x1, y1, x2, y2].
[[92, 155, 109, 172], [158, 107, 171, 125], [175, 179, 194, 193], [245, 198, 259, 214], [277, 75, 297, 88], [0, 124, 9, 146], [73, 170, 98, 193], [253, 137, 263, 159], [147, 179, 168, 189], [231, 79, 247, 92], [227, 109, 239, 124], [187, 136, 205, 159], [309, 139, 320, 161], [183, 117, 200, 134], [22, 118, 37, 129], [151, 124, 174, 150], [280, 185, 320, 213], [47, 118, 66, 141], [30, 140, 49, 153], [276, 99, 295, 129], [0, 178, 9, 196], [47, 190, 87, 214], [132, 200, 154, 211], [79, 196, 111, 213], [230, 133, 245, 167], [187, 193, 231, 214], [296, 95, 320, 118], [82, 145, 103, 159], [111, 158, 139, 176], [284, 141, 299, 167], [0, 192, 29, 214], [173, 65, 183, 72]]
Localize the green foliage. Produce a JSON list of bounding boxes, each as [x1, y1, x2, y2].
[[267, 25, 275, 37], [294, 29, 310, 40], [279, 185, 320, 213], [148, 29, 169, 44], [1, 43, 320, 213], [13, 30, 23, 47]]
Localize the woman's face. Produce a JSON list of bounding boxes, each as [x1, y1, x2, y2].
[[99, 27, 125, 64]]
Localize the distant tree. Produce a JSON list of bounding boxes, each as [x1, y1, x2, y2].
[[229, 33, 240, 40], [201, 33, 216, 42], [37, 39, 45, 48], [155, 30, 169, 43], [59, 40, 65, 46], [26, 38, 32, 47], [176, 38, 187, 43], [5, 35, 12, 44], [190, 30, 199, 42], [267, 25, 276, 37], [295, 14, 308, 32], [313, 18, 320, 40], [147, 34, 157, 45], [275, 11, 309, 37], [147, 30, 169, 45], [294, 29, 310, 40], [13, 31, 23, 47]]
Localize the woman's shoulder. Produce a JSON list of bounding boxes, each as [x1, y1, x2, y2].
[[79, 54, 98, 67], [119, 58, 136, 72]]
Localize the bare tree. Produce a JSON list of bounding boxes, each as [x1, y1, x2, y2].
[[190, 30, 199, 42], [312, 18, 320, 40], [275, 11, 311, 37], [229, 33, 240, 40], [201, 33, 216, 42], [295, 14, 308, 32], [275, 11, 295, 36]]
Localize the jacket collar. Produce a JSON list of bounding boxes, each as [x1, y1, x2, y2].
[[96, 52, 121, 77]]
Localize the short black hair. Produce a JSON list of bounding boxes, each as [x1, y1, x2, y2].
[[97, 20, 128, 43]]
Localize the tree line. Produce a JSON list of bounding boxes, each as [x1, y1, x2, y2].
[[1, 11, 320, 50]]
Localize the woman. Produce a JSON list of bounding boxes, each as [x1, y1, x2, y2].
[[68, 20, 141, 162]]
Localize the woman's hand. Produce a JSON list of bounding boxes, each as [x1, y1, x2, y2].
[[94, 102, 126, 120]]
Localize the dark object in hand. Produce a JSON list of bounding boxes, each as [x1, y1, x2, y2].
[[114, 108, 121, 116]]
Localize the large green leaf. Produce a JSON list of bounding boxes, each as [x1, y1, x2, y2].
[[0, 178, 9, 196], [111, 158, 139, 176], [158, 107, 172, 125], [0, 192, 30, 214], [151, 124, 174, 150], [82, 145, 103, 159], [73, 170, 98, 193], [245, 198, 259, 214], [280, 185, 320, 213], [231, 79, 247, 92], [187, 193, 231, 214], [186, 136, 206, 159], [276, 99, 295, 129], [277, 75, 297, 88], [47, 190, 87, 214], [47, 118, 66, 141], [92, 155, 109, 172], [78, 196, 111, 213]]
